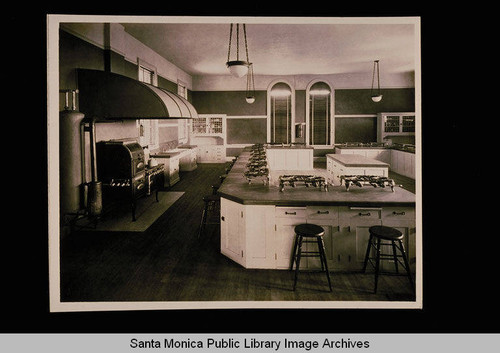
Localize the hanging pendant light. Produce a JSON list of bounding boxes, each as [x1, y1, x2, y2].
[[371, 60, 383, 102], [226, 23, 250, 78], [246, 63, 256, 103]]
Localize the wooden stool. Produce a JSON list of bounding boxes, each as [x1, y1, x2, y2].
[[198, 194, 220, 238], [211, 184, 220, 195], [290, 223, 332, 292], [362, 225, 414, 293]]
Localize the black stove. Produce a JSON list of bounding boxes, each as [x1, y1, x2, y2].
[[340, 175, 396, 192], [244, 144, 269, 184], [279, 175, 328, 192]]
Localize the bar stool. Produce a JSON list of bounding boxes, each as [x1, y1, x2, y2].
[[211, 184, 220, 195], [290, 223, 332, 292], [198, 194, 220, 238], [362, 225, 414, 293]]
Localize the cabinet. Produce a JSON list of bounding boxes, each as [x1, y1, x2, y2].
[[336, 148, 391, 165], [191, 114, 226, 163], [178, 148, 197, 171], [326, 154, 389, 185], [152, 155, 180, 187], [266, 148, 314, 171], [337, 206, 416, 273], [197, 145, 226, 163], [377, 112, 415, 142], [305, 206, 346, 270], [275, 207, 307, 269], [390, 149, 415, 179], [220, 198, 416, 273], [220, 198, 245, 265], [192, 114, 226, 135], [380, 207, 416, 273], [220, 198, 275, 268]]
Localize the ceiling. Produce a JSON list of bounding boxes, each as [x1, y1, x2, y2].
[[121, 18, 418, 77]]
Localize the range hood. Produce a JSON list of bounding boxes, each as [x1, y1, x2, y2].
[[76, 69, 198, 120]]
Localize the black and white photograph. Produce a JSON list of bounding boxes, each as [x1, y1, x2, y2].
[[46, 15, 422, 312]]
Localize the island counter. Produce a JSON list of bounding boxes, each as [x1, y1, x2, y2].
[[218, 150, 416, 272]]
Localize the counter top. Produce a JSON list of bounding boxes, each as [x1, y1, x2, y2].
[[219, 152, 415, 207], [151, 151, 183, 158], [334, 145, 415, 154], [266, 145, 313, 150], [335, 146, 386, 150], [326, 154, 389, 167]]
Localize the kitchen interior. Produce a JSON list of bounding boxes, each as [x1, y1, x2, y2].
[[50, 16, 421, 310]]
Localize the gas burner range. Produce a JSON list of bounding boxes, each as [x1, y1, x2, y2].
[[340, 175, 396, 192], [279, 175, 328, 192], [244, 144, 270, 184]]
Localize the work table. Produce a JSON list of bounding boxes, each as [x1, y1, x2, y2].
[[335, 145, 415, 154], [219, 149, 417, 272], [326, 153, 389, 168], [218, 151, 414, 207]]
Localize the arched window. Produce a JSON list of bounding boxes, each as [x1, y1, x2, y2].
[[307, 81, 333, 146], [268, 82, 293, 144]]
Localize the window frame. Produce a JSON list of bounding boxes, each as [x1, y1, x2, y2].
[[266, 79, 295, 144], [177, 80, 189, 145], [305, 79, 334, 147], [137, 60, 159, 150]]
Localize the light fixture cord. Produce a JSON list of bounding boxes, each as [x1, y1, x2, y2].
[[247, 64, 255, 96], [236, 24, 240, 61], [371, 60, 380, 96], [227, 24, 233, 62], [376, 60, 381, 92], [243, 24, 249, 63]]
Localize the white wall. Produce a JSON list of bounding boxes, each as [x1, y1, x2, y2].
[[192, 71, 414, 91]]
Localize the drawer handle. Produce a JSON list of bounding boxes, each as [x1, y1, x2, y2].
[[317, 210, 329, 214], [358, 212, 371, 216], [285, 212, 297, 215], [393, 211, 406, 216]]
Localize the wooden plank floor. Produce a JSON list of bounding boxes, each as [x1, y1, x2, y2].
[[60, 162, 416, 304]]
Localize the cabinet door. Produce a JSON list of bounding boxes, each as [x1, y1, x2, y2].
[[244, 205, 276, 269], [284, 150, 299, 170], [275, 207, 306, 269], [390, 150, 400, 173], [339, 207, 382, 269], [378, 150, 391, 164], [220, 198, 245, 266], [381, 207, 416, 273], [364, 150, 379, 160], [306, 206, 339, 269], [297, 149, 313, 170], [409, 153, 415, 179], [214, 146, 226, 162], [364, 168, 386, 177], [272, 150, 286, 170]]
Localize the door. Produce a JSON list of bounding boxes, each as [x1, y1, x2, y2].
[[245, 205, 276, 268], [220, 198, 245, 266]]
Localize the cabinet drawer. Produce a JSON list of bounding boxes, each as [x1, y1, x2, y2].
[[275, 207, 306, 218], [341, 206, 381, 220], [382, 207, 415, 220], [306, 206, 339, 220]]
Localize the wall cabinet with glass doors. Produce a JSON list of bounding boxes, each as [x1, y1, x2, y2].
[[191, 114, 226, 163], [377, 112, 415, 142]]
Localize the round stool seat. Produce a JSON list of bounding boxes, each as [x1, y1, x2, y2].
[[369, 225, 403, 240], [294, 223, 325, 237], [203, 194, 220, 203]]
